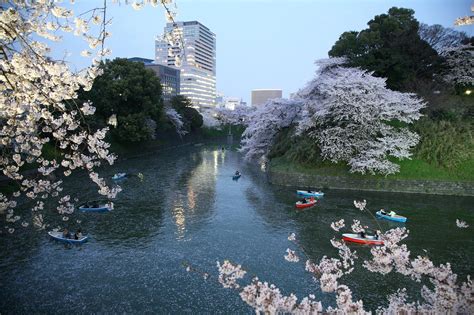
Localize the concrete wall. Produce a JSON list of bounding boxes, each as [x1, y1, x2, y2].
[[267, 168, 474, 196]]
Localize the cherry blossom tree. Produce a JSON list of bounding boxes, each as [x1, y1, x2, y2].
[[215, 105, 255, 126], [240, 99, 302, 161], [296, 58, 425, 175], [0, 0, 178, 233], [442, 43, 474, 88], [164, 106, 187, 136]]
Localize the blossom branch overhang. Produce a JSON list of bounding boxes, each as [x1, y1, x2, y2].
[[0, 0, 176, 232]]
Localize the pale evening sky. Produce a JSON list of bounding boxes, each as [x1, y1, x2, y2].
[[55, 0, 473, 104]]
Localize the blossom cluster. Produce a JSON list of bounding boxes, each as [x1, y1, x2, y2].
[[240, 99, 303, 161], [0, 1, 171, 232], [213, 200, 473, 314]]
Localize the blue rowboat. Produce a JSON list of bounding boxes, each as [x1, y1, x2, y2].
[[48, 231, 88, 244], [296, 190, 324, 198], [376, 210, 407, 223], [112, 173, 127, 180], [79, 204, 111, 212], [232, 174, 241, 180]]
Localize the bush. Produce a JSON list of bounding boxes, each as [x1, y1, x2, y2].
[[414, 118, 474, 169]]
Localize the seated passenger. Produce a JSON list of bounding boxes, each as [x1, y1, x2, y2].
[[389, 211, 396, 217], [62, 228, 71, 239], [74, 229, 82, 240], [380, 209, 387, 215], [359, 231, 366, 238]]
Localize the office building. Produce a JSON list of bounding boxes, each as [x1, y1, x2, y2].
[[145, 64, 180, 102], [155, 21, 216, 109], [128, 57, 180, 102], [251, 89, 283, 106]]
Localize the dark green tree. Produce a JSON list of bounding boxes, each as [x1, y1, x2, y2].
[[170, 95, 203, 131], [329, 7, 442, 91], [79, 58, 164, 142]]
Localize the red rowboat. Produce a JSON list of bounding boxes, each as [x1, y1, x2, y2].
[[295, 199, 317, 209], [342, 233, 384, 245]]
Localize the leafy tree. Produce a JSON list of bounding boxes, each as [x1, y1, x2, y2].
[[169, 95, 203, 132], [418, 23, 469, 54], [329, 7, 442, 91], [80, 58, 164, 142]]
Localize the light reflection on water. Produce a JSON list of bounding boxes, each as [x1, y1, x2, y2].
[[0, 145, 472, 313]]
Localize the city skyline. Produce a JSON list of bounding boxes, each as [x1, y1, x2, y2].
[[52, 0, 473, 104]]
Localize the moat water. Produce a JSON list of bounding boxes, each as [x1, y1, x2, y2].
[[0, 145, 472, 313]]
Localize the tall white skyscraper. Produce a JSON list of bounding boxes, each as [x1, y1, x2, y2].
[[155, 21, 216, 108]]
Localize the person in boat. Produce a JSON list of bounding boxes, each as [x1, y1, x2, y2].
[[92, 202, 100, 208], [359, 231, 366, 238], [62, 228, 71, 239], [310, 196, 315, 202], [74, 229, 82, 240], [389, 211, 396, 217], [380, 209, 387, 215], [374, 230, 381, 240], [235, 170, 240, 176], [300, 198, 307, 204]]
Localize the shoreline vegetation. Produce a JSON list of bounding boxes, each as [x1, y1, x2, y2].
[[269, 156, 474, 182]]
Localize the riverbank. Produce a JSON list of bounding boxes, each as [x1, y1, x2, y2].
[[268, 157, 474, 196]]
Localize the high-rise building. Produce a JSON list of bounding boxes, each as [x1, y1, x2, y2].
[[128, 57, 180, 102], [155, 21, 216, 109], [145, 64, 180, 102], [251, 89, 283, 106]]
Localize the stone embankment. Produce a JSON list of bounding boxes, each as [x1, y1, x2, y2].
[[267, 169, 474, 196]]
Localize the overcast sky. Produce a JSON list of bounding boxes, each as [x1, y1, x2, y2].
[[55, 0, 473, 104]]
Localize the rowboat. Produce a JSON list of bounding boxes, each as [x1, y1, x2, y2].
[[295, 199, 317, 209], [79, 204, 111, 212], [296, 190, 324, 198], [342, 233, 384, 245], [376, 210, 407, 223], [112, 173, 127, 180], [232, 174, 241, 180], [48, 231, 88, 244]]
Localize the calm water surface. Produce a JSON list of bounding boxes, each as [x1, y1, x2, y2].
[[0, 145, 473, 313]]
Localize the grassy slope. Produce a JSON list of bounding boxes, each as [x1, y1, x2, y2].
[[270, 156, 474, 182]]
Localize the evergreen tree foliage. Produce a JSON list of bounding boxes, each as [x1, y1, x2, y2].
[[329, 7, 442, 91], [79, 58, 164, 142]]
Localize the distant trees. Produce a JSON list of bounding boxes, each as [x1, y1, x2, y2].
[[215, 105, 255, 126], [442, 43, 474, 88], [418, 23, 469, 54], [329, 7, 442, 91], [79, 58, 164, 142]]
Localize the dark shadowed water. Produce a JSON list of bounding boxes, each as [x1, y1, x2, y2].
[[0, 145, 473, 313]]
